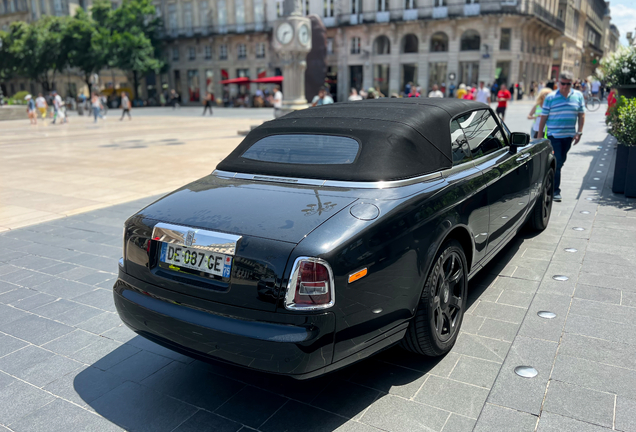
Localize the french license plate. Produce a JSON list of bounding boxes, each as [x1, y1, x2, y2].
[[160, 243, 232, 278]]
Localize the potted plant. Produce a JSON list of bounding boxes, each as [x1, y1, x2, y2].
[[610, 96, 636, 196], [597, 46, 636, 99]]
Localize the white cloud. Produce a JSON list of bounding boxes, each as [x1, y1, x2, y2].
[[610, 3, 636, 46]]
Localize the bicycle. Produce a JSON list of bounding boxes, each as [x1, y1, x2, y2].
[[584, 93, 601, 112]]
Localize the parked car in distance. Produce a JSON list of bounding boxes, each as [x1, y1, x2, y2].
[[114, 99, 555, 379]]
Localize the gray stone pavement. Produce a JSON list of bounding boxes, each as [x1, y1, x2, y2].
[[1, 105, 634, 432]]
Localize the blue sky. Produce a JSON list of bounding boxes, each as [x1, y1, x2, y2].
[[609, 0, 636, 45]]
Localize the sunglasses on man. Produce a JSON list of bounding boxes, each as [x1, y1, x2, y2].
[[560, 81, 572, 86]]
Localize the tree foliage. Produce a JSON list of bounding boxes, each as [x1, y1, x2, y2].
[[0, 0, 163, 98]]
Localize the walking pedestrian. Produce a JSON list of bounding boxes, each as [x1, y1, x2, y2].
[[25, 95, 37, 125], [475, 81, 491, 104], [495, 84, 511, 121], [490, 82, 499, 102], [120, 92, 132, 120], [606, 86, 618, 117], [536, 72, 585, 203], [527, 88, 552, 138], [348, 88, 363, 101], [273, 86, 283, 108], [202, 92, 214, 115], [91, 92, 104, 123], [35, 93, 47, 119], [428, 84, 444, 98], [170, 89, 180, 109], [51, 91, 66, 124], [456, 84, 467, 99]]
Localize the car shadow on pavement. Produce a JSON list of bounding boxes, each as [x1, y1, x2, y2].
[[73, 238, 527, 432]]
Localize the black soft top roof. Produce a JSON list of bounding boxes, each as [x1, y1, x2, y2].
[[217, 98, 486, 182]]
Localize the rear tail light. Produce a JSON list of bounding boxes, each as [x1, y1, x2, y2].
[[285, 257, 335, 311]]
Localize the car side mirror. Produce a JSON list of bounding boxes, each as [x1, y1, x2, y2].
[[510, 132, 530, 147]]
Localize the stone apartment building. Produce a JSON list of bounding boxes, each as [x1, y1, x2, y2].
[[1, 0, 621, 101]]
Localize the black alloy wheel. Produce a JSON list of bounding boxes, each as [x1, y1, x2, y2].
[[529, 168, 554, 231], [431, 251, 464, 343], [402, 239, 468, 357]]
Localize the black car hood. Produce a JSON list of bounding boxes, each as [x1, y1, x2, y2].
[[136, 175, 357, 244]]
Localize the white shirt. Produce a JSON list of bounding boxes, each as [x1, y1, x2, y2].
[[273, 91, 283, 108], [475, 87, 491, 104], [348, 95, 363, 101], [35, 96, 46, 108], [54, 95, 62, 109], [428, 90, 444, 98], [591, 81, 601, 93]]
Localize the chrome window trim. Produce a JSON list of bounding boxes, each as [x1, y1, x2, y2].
[[285, 256, 335, 311], [151, 222, 242, 255], [213, 170, 442, 189], [470, 147, 509, 167]]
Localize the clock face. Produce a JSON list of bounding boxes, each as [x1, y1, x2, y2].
[[298, 24, 310, 47], [276, 22, 294, 45]]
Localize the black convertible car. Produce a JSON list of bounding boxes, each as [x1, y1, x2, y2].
[[114, 99, 554, 379]]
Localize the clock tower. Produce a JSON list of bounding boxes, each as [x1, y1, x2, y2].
[[272, 0, 312, 117]]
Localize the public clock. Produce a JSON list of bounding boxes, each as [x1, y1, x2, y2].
[[276, 22, 294, 45], [298, 24, 310, 47]]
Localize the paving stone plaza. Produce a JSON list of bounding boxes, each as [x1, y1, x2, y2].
[[0, 103, 635, 432]]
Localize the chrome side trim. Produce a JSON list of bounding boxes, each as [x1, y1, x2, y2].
[[151, 223, 241, 255], [212, 170, 442, 189], [285, 257, 335, 311]]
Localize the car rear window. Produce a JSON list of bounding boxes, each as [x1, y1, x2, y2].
[[241, 134, 360, 165]]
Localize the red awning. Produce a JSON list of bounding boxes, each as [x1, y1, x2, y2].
[[220, 77, 251, 85], [251, 76, 284, 84]]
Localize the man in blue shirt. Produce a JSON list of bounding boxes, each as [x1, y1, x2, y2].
[[537, 71, 585, 202]]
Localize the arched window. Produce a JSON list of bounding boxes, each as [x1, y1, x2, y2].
[[430, 32, 448, 52], [460, 29, 481, 51], [401, 34, 418, 53], [373, 35, 391, 55]]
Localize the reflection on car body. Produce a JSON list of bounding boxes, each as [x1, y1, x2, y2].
[[114, 99, 555, 379]]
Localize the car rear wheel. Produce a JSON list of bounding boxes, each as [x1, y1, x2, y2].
[[401, 239, 467, 357], [529, 168, 554, 231]]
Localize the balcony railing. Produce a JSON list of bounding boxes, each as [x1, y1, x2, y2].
[[432, 6, 448, 18], [533, 2, 565, 31], [323, 16, 336, 27], [376, 11, 390, 22], [161, 22, 271, 39], [464, 3, 480, 16], [0, 0, 27, 15], [403, 8, 418, 20]]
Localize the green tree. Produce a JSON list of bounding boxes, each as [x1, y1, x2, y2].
[[9, 16, 70, 92], [0, 27, 19, 83], [64, 7, 109, 94], [103, 0, 164, 99]]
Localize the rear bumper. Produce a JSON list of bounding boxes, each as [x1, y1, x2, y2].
[[113, 274, 336, 379]]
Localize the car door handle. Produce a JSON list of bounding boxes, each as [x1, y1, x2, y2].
[[515, 153, 530, 162]]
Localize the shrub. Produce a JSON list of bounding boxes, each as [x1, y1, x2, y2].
[[596, 46, 636, 87], [610, 96, 636, 145]]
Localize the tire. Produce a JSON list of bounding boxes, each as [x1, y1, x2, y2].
[[401, 239, 468, 357], [529, 168, 554, 231], [586, 98, 600, 112]]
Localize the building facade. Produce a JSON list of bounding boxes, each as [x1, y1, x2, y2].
[[1, 0, 621, 101], [162, 0, 568, 102]]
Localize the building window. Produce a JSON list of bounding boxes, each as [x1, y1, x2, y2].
[[460, 29, 481, 51], [205, 45, 212, 59], [235, 0, 245, 27], [200, 0, 208, 29], [500, 28, 511, 50], [351, 37, 361, 54], [324, 0, 334, 17], [276, 0, 283, 17], [219, 44, 228, 60], [236, 68, 250, 78], [377, 0, 387, 11], [172, 47, 179, 61], [256, 42, 266, 58], [183, 2, 192, 33], [327, 37, 334, 54], [558, 8, 563, 20], [168, 3, 177, 34], [189, 47, 196, 60], [405, 0, 415, 8], [465, 0, 478, 4], [237, 44, 247, 59], [254, 0, 264, 23], [218, 0, 227, 27], [434, 0, 445, 6], [401, 34, 418, 53], [430, 32, 448, 51], [351, 0, 360, 13], [301, 0, 309, 15]]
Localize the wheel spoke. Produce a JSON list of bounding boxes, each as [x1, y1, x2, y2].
[[436, 309, 444, 335], [449, 268, 462, 284], [448, 295, 462, 310]]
